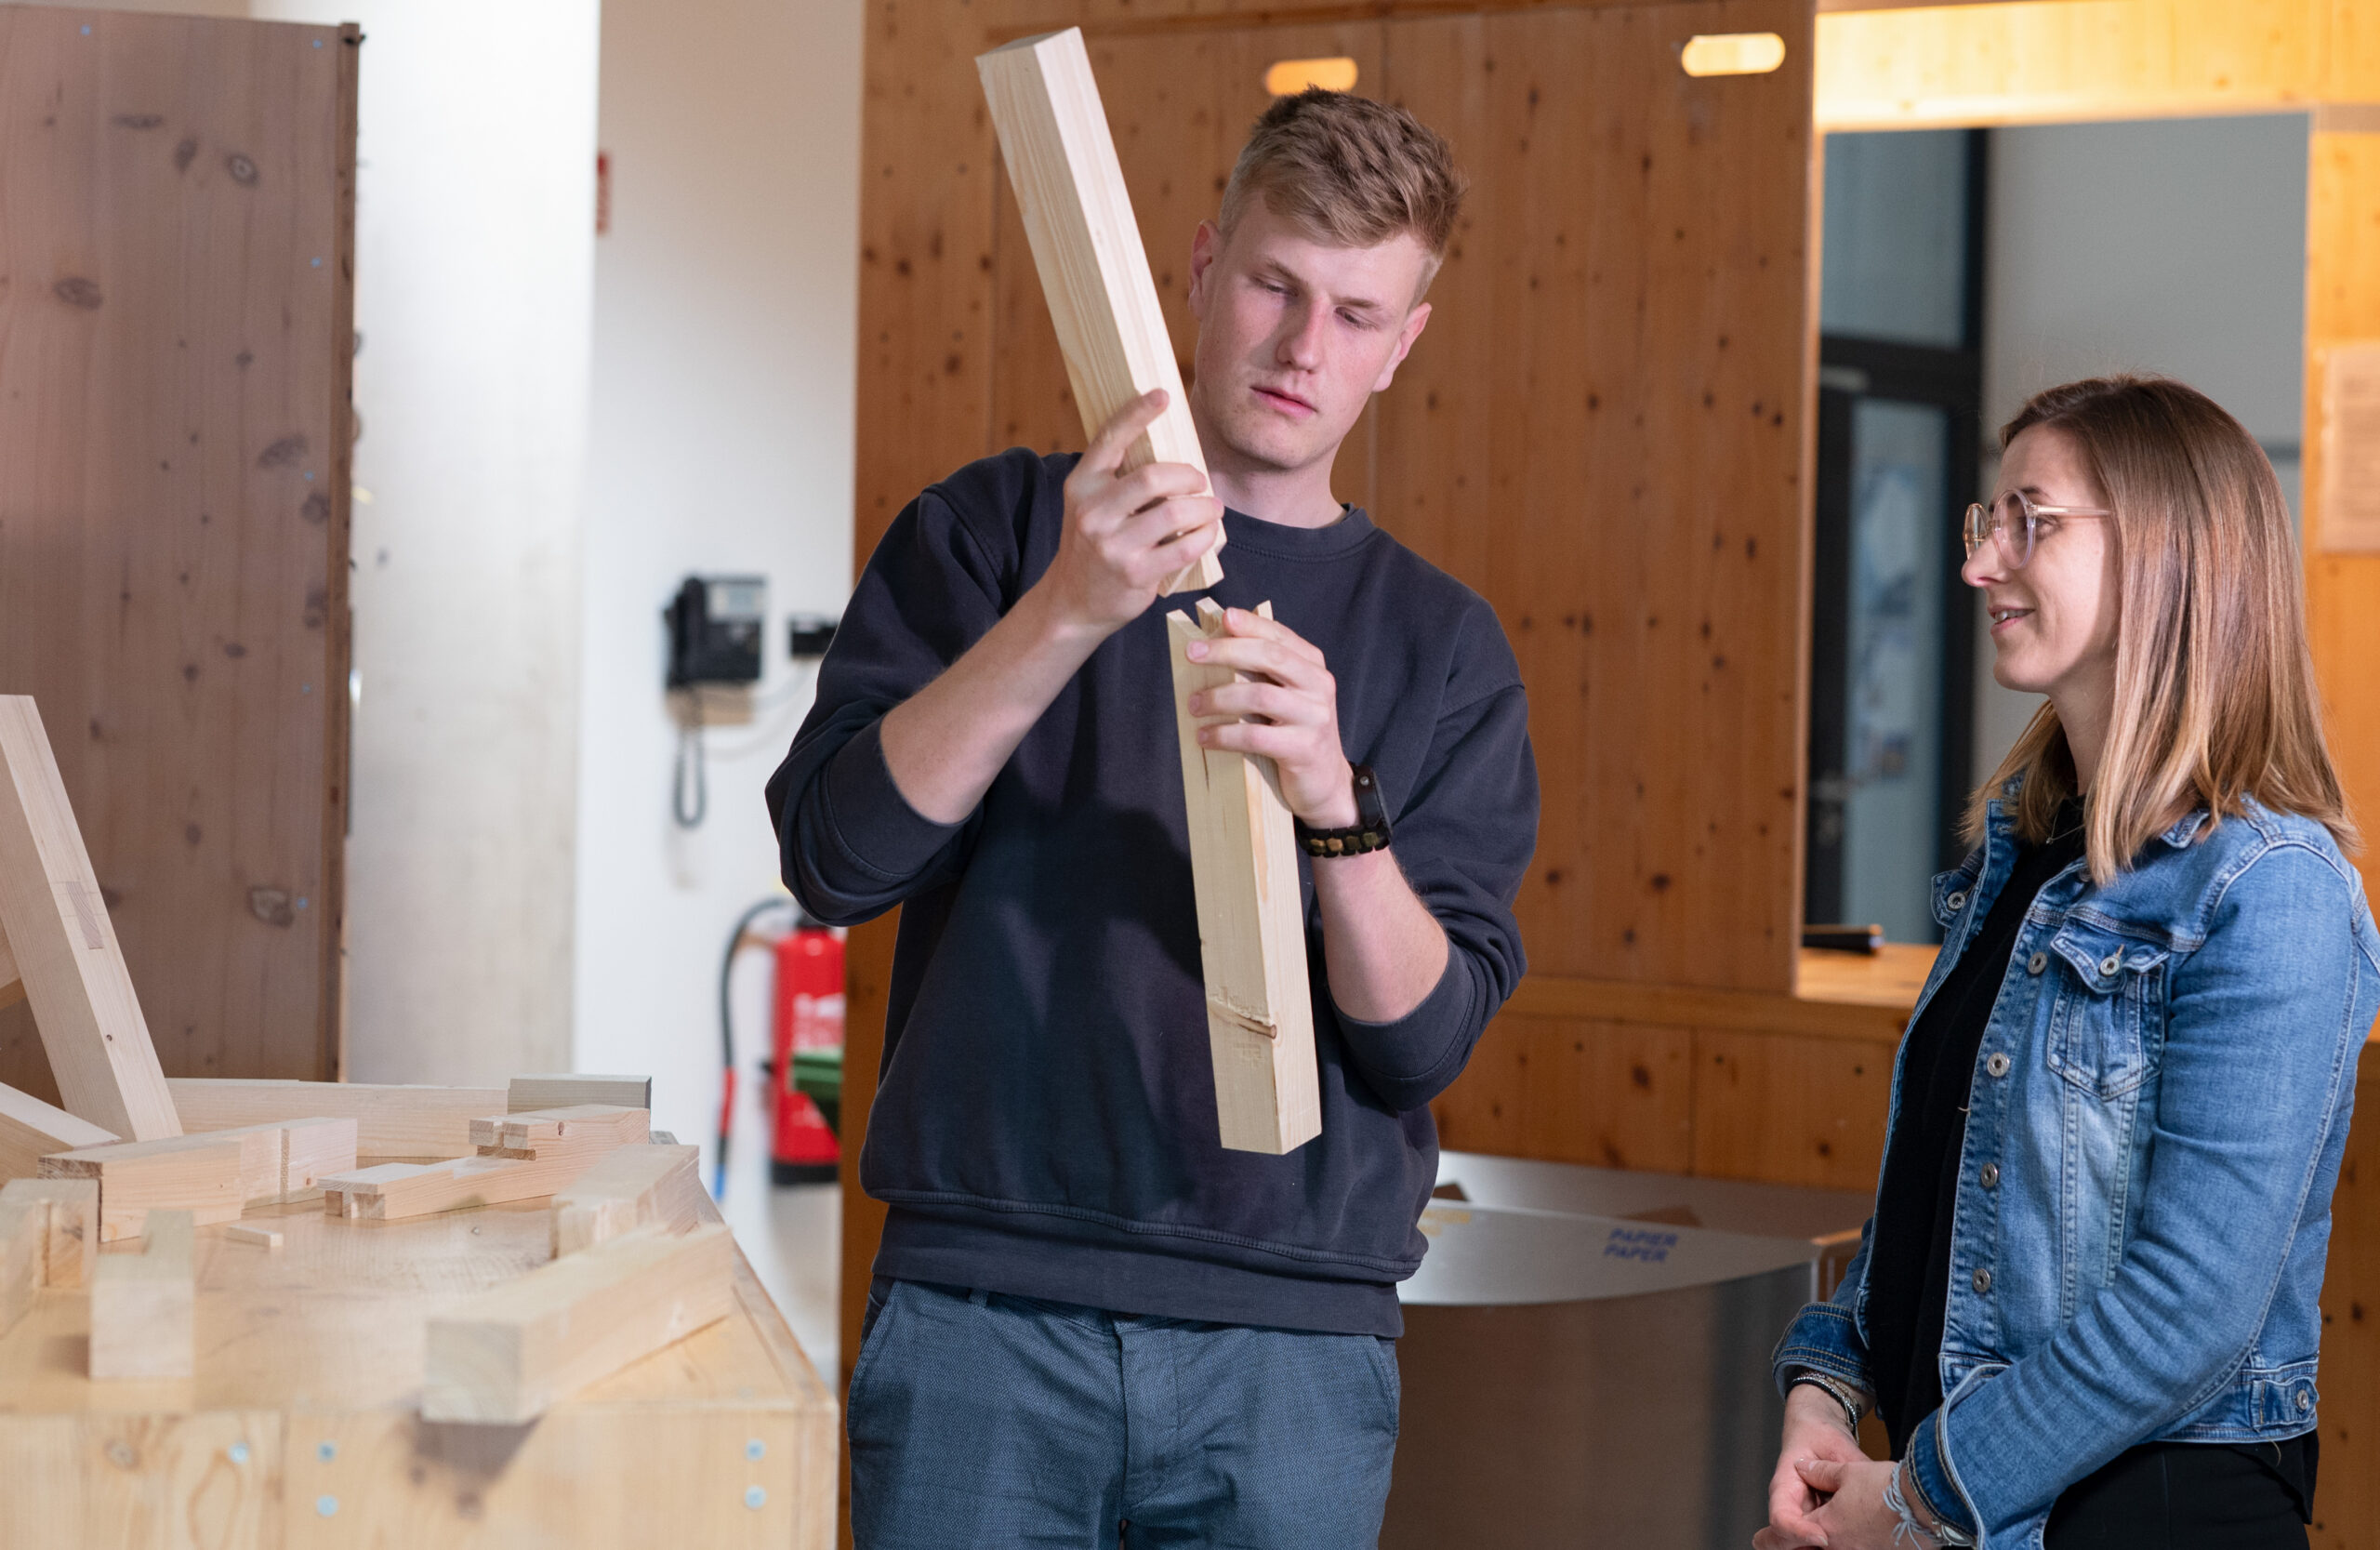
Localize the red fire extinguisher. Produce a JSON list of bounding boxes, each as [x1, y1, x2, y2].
[[769, 921, 843, 1185]]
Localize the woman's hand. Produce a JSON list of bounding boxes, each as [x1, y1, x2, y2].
[[1754, 1384, 1872, 1549], [1789, 1457, 1907, 1550]]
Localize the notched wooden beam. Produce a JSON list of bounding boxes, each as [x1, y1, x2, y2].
[[422, 1222, 734, 1424], [41, 1117, 358, 1240], [90, 1207, 194, 1379], [169, 1077, 507, 1161], [322, 1104, 651, 1222], [550, 1142, 705, 1256], [1166, 600, 1321, 1155]]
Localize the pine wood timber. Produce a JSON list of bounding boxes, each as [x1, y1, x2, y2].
[[508, 1073, 654, 1113], [322, 1105, 652, 1222], [0, 7, 357, 1106], [0, 920, 20, 1012], [473, 1104, 653, 1157], [978, 26, 1224, 595], [552, 1143, 707, 1256], [89, 1208, 194, 1380], [170, 1077, 509, 1161], [1167, 599, 1321, 1155], [422, 1222, 736, 1424], [0, 697, 180, 1141], [225, 1222, 284, 1248], [1814, 0, 2380, 132], [41, 1117, 356, 1241], [0, 1080, 116, 1179], [0, 1177, 98, 1291], [0, 1184, 831, 1545], [0, 1187, 44, 1341]]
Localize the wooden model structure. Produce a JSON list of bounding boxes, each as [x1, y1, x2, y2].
[[981, 31, 1321, 1154], [0, 696, 832, 1548]]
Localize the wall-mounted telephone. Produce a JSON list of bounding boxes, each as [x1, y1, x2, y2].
[[665, 575, 766, 689]]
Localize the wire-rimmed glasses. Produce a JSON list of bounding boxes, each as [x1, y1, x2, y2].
[[1963, 489, 2110, 568]]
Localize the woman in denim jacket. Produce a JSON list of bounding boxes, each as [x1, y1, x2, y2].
[[1760, 377, 2380, 1550]]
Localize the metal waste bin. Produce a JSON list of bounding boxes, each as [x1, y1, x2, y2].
[[1382, 1153, 1872, 1550]]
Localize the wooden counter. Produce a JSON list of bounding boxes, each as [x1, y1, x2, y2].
[[0, 1196, 837, 1550]]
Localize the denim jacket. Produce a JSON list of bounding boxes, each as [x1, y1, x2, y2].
[[1772, 791, 2380, 1548]]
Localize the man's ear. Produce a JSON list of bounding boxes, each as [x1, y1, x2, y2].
[[1187, 220, 1223, 318], [1370, 299, 1433, 394]]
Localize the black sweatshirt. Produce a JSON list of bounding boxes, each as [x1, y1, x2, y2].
[[765, 448, 1537, 1336]]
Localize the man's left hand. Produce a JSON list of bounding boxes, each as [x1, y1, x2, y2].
[[1184, 607, 1356, 829]]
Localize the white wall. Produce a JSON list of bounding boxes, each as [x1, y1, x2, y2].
[[1976, 114, 2308, 768], [572, 0, 861, 1186]]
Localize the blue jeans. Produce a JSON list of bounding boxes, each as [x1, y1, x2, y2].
[[849, 1279, 1400, 1548]]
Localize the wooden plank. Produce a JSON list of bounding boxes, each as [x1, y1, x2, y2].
[[1166, 600, 1321, 1154], [224, 1222, 284, 1249], [89, 1209, 194, 1380], [0, 1080, 116, 1180], [978, 25, 1223, 594], [0, 6, 356, 1106], [2, 1177, 98, 1290], [552, 1143, 707, 1256], [0, 919, 19, 1012], [1689, 1029, 1893, 1193], [0, 698, 180, 1141], [1815, 0, 2380, 132], [170, 1076, 507, 1161], [422, 1223, 736, 1424], [1429, 1018, 1695, 1172], [0, 1186, 43, 1341], [40, 1118, 355, 1240], [323, 1105, 651, 1221], [509, 1073, 654, 1113], [472, 1104, 653, 1158]]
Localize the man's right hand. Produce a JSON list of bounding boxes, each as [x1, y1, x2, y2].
[[1755, 1383, 1873, 1550], [1037, 390, 1223, 634]]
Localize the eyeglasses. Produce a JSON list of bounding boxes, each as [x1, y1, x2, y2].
[[1963, 489, 2109, 568]]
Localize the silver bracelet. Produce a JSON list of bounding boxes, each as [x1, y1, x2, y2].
[[1788, 1370, 1870, 1435]]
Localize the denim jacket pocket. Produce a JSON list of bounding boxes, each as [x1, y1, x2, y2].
[[2045, 921, 2169, 1099]]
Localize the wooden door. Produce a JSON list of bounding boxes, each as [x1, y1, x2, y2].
[[0, 7, 357, 1097]]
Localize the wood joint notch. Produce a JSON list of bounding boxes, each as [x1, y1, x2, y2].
[[40, 1117, 359, 1241], [320, 1104, 650, 1222], [1166, 600, 1320, 1154]]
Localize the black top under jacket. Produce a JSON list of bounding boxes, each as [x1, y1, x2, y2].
[[764, 449, 1539, 1337], [1865, 798, 2313, 1517]]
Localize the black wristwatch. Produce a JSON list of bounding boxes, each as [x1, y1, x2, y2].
[[1294, 764, 1392, 857]]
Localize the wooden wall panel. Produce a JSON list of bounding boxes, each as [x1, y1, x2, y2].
[[1376, 0, 1817, 991], [0, 7, 355, 1099], [2315, 1045, 2380, 1550], [1428, 1017, 1693, 1171], [2305, 126, 2380, 908], [1689, 1028, 1891, 1192]]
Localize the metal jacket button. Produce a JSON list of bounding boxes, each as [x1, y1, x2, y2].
[[2099, 953, 2123, 975], [1947, 891, 1967, 911], [2298, 1390, 2313, 1411], [2027, 951, 2048, 974], [1980, 1163, 2000, 1188], [1972, 1268, 1992, 1293], [1986, 1053, 2012, 1078]]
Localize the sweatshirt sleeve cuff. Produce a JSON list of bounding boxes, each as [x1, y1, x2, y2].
[[814, 718, 968, 883], [1330, 950, 1481, 1111]]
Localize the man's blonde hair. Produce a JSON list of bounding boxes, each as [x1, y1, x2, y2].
[[1217, 88, 1465, 296], [1965, 375, 2354, 882]]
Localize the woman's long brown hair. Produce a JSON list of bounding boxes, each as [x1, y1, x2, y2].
[[1963, 376, 2354, 883]]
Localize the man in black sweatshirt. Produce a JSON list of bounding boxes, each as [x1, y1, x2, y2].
[[767, 88, 1536, 1548]]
